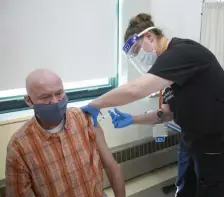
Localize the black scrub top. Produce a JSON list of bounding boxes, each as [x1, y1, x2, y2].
[[148, 38, 224, 152]]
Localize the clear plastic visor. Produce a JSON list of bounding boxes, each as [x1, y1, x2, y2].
[[123, 38, 154, 74], [122, 27, 157, 74]]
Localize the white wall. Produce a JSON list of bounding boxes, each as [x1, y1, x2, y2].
[[148, 0, 203, 42]]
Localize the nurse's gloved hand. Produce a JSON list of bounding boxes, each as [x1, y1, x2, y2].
[[108, 108, 133, 128], [81, 104, 100, 127]]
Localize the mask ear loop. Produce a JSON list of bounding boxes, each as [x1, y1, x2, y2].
[[26, 96, 34, 105]]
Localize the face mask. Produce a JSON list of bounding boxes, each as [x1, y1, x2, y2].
[[33, 95, 68, 122], [138, 48, 158, 67]]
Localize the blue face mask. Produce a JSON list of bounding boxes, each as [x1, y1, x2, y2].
[[33, 96, 68, 122]]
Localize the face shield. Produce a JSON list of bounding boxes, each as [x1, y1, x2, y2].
[[122, 27, 158, 75]]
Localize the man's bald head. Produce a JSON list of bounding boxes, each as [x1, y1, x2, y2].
[[25, 69, 65, 105], [26, 69, 62, 93]]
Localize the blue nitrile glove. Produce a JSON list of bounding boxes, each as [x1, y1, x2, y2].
[[81, 104, 100, 127], [108, 108, 133, 128]]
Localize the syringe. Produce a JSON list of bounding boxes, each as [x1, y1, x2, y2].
[[98, 113, 110, 122]]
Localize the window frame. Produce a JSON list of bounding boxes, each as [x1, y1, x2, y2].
[[0, 1, 119, 115], [0, 77, 118, 114]]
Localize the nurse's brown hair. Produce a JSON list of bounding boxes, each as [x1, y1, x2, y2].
[[124, 13, 163, 42]]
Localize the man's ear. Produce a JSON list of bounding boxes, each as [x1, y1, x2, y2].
[[24, 95, 33, 107]]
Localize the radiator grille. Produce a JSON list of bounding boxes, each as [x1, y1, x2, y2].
[[112, 133, 180, 164]]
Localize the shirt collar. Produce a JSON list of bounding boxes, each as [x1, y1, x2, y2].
[[33, 110, 72, 141]]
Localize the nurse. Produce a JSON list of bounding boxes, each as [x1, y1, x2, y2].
[[81, 13, 224, 197]]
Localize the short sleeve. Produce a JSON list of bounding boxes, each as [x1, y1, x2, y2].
[[148, 43, 212, 86], [70, 107, 94, 128], [6, 141, 35, 197], [70, 107, 96, 140], [162, 94, 167, 104]]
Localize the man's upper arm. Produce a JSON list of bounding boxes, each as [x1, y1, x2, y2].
[[94, 124, 117, 168], [77, 108, 117, 167], [6, 141, 35, 197]]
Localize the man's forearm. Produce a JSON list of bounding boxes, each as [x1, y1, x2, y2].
[[105, 165, 125, 197], [132, 110, 173, 125]]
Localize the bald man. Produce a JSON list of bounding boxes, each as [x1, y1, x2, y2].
[[5, 69, 125, 197]]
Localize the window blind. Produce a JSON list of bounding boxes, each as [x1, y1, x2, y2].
[[0, 0, 117, 91]]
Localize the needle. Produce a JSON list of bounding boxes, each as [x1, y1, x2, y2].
[[98, 114, 110, 122]]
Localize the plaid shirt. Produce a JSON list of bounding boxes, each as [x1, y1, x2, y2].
[[5, 108, 103, 197]]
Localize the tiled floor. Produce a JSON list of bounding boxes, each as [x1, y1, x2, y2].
[[131, 185, 176, 197], [105, 164, 177, 197]]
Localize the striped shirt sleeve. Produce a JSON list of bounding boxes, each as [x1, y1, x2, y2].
[[5, 140, 36, 197]]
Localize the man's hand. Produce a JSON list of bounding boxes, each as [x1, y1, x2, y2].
[[108, 108, 133, 128], [94, 124, 126, 197]]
